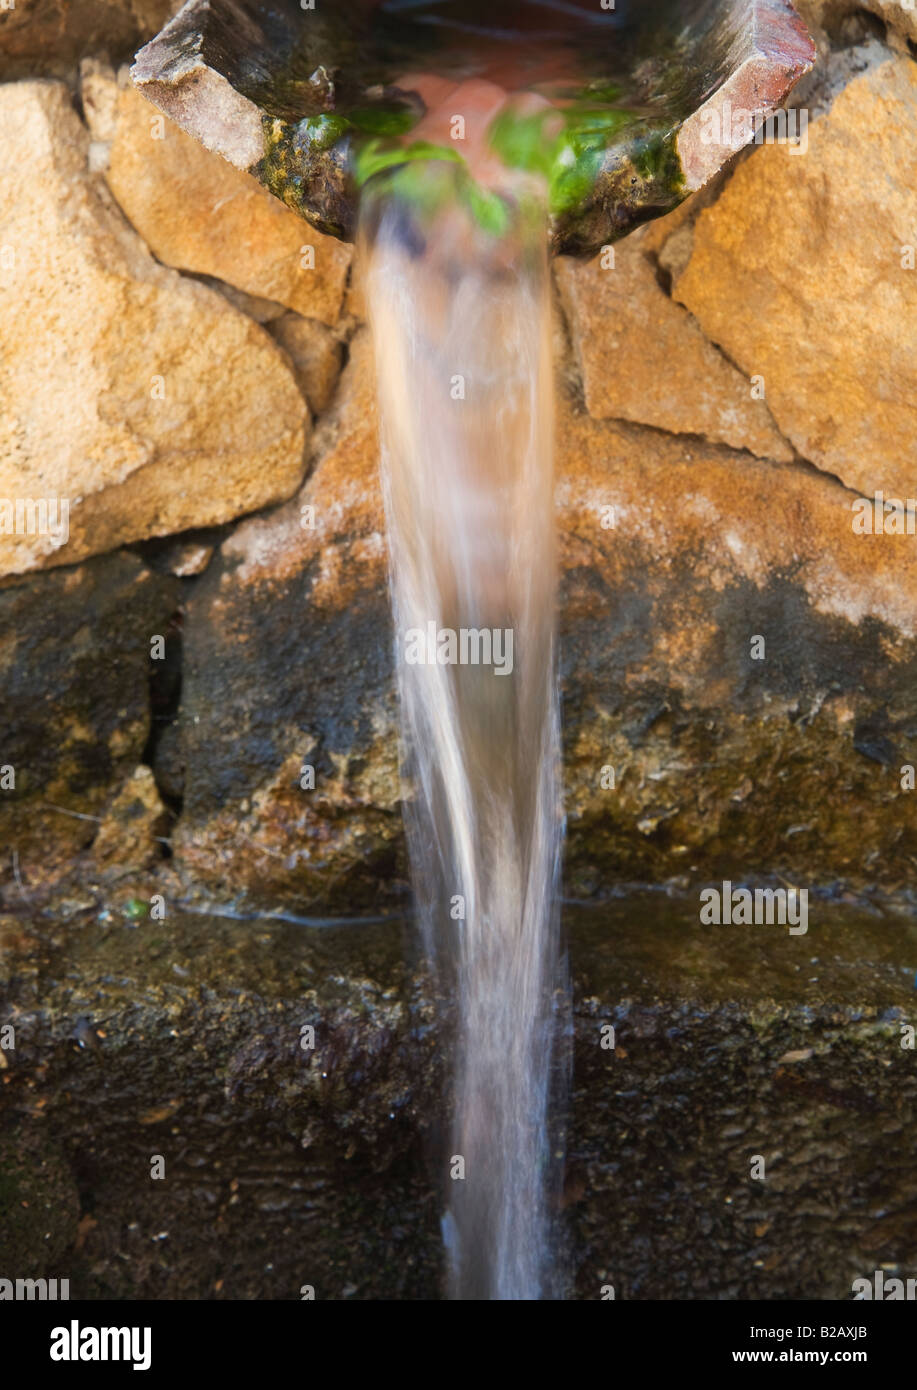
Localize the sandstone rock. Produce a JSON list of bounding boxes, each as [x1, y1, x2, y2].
[[673, 43, 917, 499], [195, 277, 288, 324], [795, 0, 917, 42], [82, 66, 352, 326], [0, 553, 178, 900], [555, 230, 793, 460], [867, 0, 917, 40], [268, 314, 345, 416], [0, 81, 309, 576], [170, 334, 917, 907]]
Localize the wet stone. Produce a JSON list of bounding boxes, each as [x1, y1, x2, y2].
[[0, 896, 914, 1297]]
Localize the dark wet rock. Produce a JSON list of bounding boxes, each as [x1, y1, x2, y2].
[[172, 333, 402, 913], [0, 0, 179, 79], [165, 337, 917, 910], [556, 384, 917, 900], [0, 906, 443, 1299], [0, 896, 914, 1298], [0, 1126, 81, 1271], [0, 553, 179, 899], [132, 0, 814, 256], [566, 897, 917, 1298]]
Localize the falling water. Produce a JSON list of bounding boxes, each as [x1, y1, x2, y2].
[[362, 157, 564, 1299]]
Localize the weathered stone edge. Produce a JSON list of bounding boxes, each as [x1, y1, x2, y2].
[[131, 0, 265, 171], [677, 0, 816, 191]]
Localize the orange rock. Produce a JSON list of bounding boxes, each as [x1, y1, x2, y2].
[[82, 65, 352, 326], [674, 44, 917, 499], [0, 81, 309, 576], [555, 229, 793, 461]]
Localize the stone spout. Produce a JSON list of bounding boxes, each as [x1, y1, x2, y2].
[[132, 0, 815, 256]]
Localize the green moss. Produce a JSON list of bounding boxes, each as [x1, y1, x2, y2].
[[353, 136, 463, 187], [296, 113, 350, 152], [633, 126, 685, 188], [356, 142, 516, 240], [488, 102, 644, 217], [256, 114, 356, 239], [347, 105, 417, 137], [464, 180, 510, 239], [255, 82, 686, 252]]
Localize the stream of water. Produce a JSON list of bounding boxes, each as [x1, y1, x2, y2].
[[362, 154, 565, 1298], [350, 0, 682, 1301]]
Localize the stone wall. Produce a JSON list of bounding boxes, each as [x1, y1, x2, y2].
[[1, 3, 917, 912]]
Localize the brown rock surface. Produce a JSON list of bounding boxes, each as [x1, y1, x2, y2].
[[90, 764, 169, 874], [171, 338, 917, 907], [82, 66, 352, 326], [0, 0, 178, 78], [795, 0, 917, 41], [0, 553, 178, 899], [4, 25, 915, 907], [673, 43, 917, 498], [0, 81, 309, 577], [555, 230, 793, 460], [554, 387, 917, 894], [866, 0, 917, 39], [268, 314, 345, 416], [172, 332, 402, 910]]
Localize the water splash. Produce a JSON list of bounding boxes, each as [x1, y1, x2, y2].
[[362, 162, 565, 1300]]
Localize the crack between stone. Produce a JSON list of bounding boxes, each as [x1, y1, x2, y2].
[[574, 404, 867, 509], [631, 235, 876, 502]]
